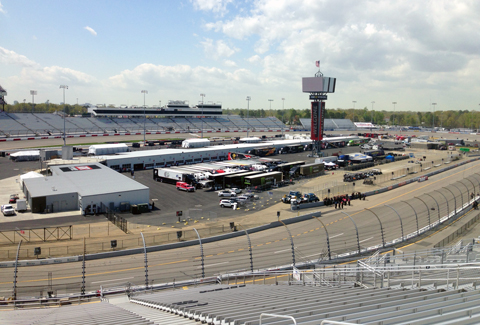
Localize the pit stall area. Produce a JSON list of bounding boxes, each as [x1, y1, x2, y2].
[[99, 139, 313, 171], [22, 163, 149, 214]]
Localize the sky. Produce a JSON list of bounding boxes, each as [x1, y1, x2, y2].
[[1, 0, 480, 113]]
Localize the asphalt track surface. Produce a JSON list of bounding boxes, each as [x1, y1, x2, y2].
[[1, 159, 479, 298]]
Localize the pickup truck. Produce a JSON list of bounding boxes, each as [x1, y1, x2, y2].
[[282, 191, 302, 204], [1, 204, 15, 216], [301, 193, 320, 203]]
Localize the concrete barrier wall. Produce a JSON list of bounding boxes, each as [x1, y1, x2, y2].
[[2, 156, 479, 268]]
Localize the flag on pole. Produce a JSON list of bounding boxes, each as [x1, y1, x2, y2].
[[315, 60, 320, 67]]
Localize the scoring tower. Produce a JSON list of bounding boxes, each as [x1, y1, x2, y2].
[[302, 61, 336, 157]]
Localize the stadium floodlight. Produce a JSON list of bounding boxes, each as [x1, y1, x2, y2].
[[141, 90, 148, 145], [392, 102, 397, 126], [200, 93, 205, 138], [371, 101, 375, 123], [30, 90, 37, 113], [59, 85, 68, 145], [246, 96, 251, 137]]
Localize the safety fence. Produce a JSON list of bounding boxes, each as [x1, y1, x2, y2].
[[2, 172, 480, 299], [0, 223, 124, 246], [1, 158, 480, 299]]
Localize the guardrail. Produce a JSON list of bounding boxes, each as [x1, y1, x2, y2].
[[1, 157, 480, 300]]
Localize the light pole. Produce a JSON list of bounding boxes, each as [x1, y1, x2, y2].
[[141, 90, 148, 145], [59, 85, 68, 146], [282, 98, 285, 136], [352, 101, 356, 122], [200, 93, 205, 138], [371, 101, 375, 123], [268, 99, 273, 110], [246, 96, 251, 137], [30, 90, 37, 114], [432, 103, 437, 129], [392, 102, 397, 126]]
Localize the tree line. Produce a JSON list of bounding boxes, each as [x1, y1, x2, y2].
[[3, 102, 88, 116], [224, 107, 480, 129], [3, 102, 480, 129]]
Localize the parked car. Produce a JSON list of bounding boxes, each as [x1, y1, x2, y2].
[[9, 194, 19, 204], [1, 204, 15, 216], [282, 191, 302, 203], [230, 188, 243, 194], [235, 196, 250, 204], [302, 193, 320, 203], [176, 181, 195, 192], [219, 199, 237, 208], [218, 190, 236, 197]]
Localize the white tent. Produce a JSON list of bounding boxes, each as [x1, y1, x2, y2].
[[181, 138, 211, 148], [88, 143, 129, 155], [20, 171, 43, 187], [10, 150, 40, 161]]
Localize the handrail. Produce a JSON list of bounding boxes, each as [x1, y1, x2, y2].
[[260, 313, 297, 324]]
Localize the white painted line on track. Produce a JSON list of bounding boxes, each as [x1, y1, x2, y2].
[[359, 237, 374, 243], [198, 261, 230, 269], [330, 233, 344, 239], [91, 277, 134, 284], [274, 248, 292, 254]]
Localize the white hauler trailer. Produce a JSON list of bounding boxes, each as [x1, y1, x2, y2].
[[181, 138, 211, 148], [315, 156, 338, 164], [239, 137, 261, 143], [88, 143, 129, 156], [153, 168, 200, 188]]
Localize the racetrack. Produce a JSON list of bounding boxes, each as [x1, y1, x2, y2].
[[1, 159, 479, 298]]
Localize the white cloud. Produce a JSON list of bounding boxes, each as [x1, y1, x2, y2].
[[202, 0, 480, 108], [0, 47, 38, 68], [84, 26, 97, 36], [247, 55, 261, 63], [200, 38, 238, 60], [0, 1, 6, 14], [12, 66, 97, 86], [108, 63, 259, 92], [191, 0, 232, 15], [223, 60, 237, 67]]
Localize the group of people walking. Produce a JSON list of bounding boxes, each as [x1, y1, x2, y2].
[[323, 192, 366, 209]]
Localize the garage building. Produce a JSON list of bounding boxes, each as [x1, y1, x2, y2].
[[22, 163, 149, 214]]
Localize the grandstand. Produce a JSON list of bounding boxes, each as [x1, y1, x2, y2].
[[300, 118, 356, 131], [0, 112, 288, 137], [4, 255, 480, 325]]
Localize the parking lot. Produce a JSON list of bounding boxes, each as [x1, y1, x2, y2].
[[128, 150, 323, 225], [0, 144, 424, 229]]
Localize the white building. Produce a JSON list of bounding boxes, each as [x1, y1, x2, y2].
[[22, 163, 149, 214]]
